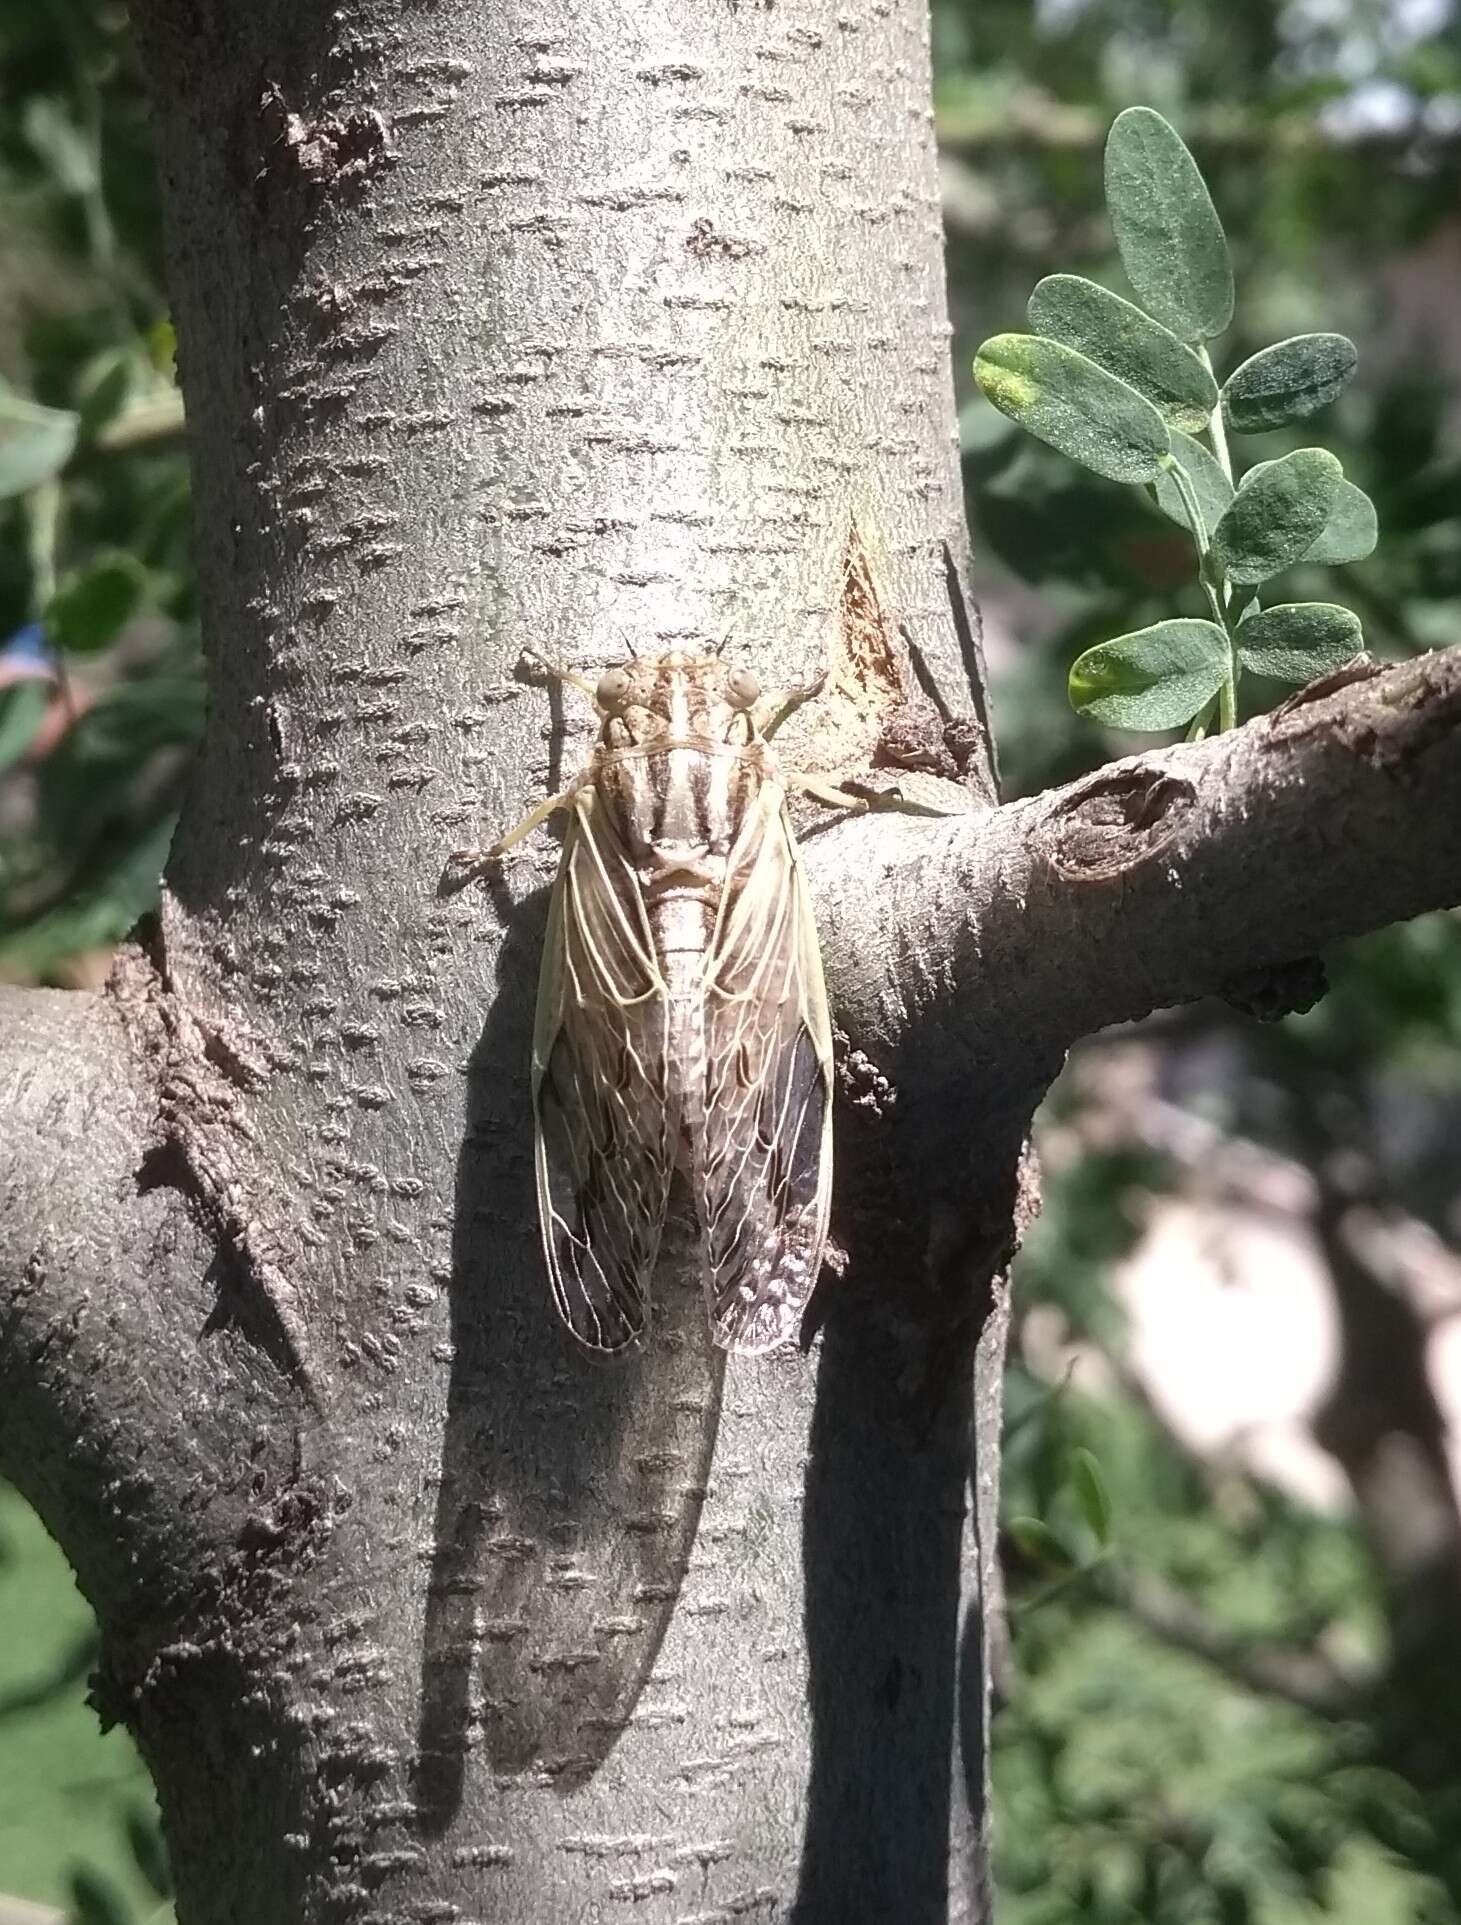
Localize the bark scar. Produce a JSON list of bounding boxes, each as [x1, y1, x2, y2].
[[107, 935, 316, 1397], [254, 84, 396, 209], [813, 522, 988, 804], [1262, 651, 1461, 768], [1261, 655, 1386, 742], [686, 216, 752, 261], [1043, 764, 1197, 881]]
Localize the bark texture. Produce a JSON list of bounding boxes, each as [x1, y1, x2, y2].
[[3, 3, 1461, 1923], [11, 2, 994, 1922]]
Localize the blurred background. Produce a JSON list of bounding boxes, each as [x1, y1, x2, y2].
[[0, 1, 1457, 1920]]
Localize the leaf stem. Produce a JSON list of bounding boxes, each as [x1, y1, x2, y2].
[[1162, 452, 1211, 554], [26, 480, 76, 726], [26, 480, 60, 616], [1198, 347, 1241, 728], [1162, 453, 1229, 635], [1200, 346, 1234, 485], [1010, 1549, 1114, 1620], [94, 392, 187, 454]]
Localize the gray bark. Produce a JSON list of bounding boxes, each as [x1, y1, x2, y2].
[[10, 2, 993, 1922], [3, 3, 1461, 1924]]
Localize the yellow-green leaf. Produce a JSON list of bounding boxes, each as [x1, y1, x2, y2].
[[973, 333, 1170, 483], [1007, 1516, 1078, 1570], [1069, 618, 1230, 730]]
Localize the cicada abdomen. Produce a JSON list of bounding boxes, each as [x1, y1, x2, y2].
[[484, 652, 834, 1355]]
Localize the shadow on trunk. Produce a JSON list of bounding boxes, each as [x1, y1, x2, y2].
[[415, 879, 723, 1828]]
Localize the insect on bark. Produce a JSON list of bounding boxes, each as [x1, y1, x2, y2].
[[467, 650, 863, 1357]]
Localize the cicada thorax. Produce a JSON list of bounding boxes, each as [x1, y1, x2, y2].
[[591, 660, 775, 1167], [529, 650, 834, 1356]]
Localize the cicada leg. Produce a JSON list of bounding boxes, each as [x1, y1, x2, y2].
[[761, 671, 828, 741], [519, 648, 598, 702], [443, 647, 598, 888], [785, 770, 871, 813], [785, 768, 978, 819], [446, 785, 577, 886]]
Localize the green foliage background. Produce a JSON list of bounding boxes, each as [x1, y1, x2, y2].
[[937, 3, 1461, 1921], [0, 1485, 168, 1924], [0, 0, 194, 987], [0, 1, 1458, 1921]]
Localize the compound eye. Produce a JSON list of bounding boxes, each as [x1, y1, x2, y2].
[[596, 666, 632, 710], [726, 666, 761, 709]]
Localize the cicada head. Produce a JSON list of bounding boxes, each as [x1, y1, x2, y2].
[[593, 651, 764, 754]]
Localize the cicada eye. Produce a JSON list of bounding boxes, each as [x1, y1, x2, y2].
[[596, 666, 632, 710], [726, 666, 761, 710]]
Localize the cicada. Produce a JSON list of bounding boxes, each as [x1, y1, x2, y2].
[[472, 651, 855, 1356]]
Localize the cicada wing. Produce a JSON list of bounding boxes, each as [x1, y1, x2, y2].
[[697, 783, 834, 1353], [532, 790, 674, 1355]]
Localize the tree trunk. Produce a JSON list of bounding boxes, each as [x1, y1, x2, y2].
[[9, 2, 997, 1920], [5, 4, 1461, 1922]]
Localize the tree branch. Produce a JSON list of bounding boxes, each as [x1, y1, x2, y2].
[[936, 90, 1461, 161], [813, 648, 1461, 1115], [1093, 1566, 1364, 1721], [0, 983, 299, 1623], [790, 646, 1461, 1429]]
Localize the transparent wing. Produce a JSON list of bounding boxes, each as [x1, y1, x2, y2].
[[533, 790, 674, 1354], [697, 783, 834, 1353]]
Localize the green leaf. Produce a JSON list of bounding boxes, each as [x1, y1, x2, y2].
[[1235, 602, 1364, 681], [126, 1802, 173, 1898], [973, 334, 1170, 483], [0, 678, 51, 776], [1151, 429, 1234, 539], [1222, 333, 1359, 433], [1069, 618, 1230, 729], [1027, 275, 1218, 432], [1007, 1516, 1078, 1570], [46, 555, 146, 654], [77, 350, 136, 439], [70, 1866, 132, 1925], [1104, 106, 1234, 340], [1070, 1447, 1114, 1547], [147, 318, 178, 375], [1210, 448, 1343, 585], [1386, 461, 1461, 536], [0, 814, 179, 975], [1303, 479, 1378, 565], [23, 96, 99, 196], [0, 392, 78, 498]]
